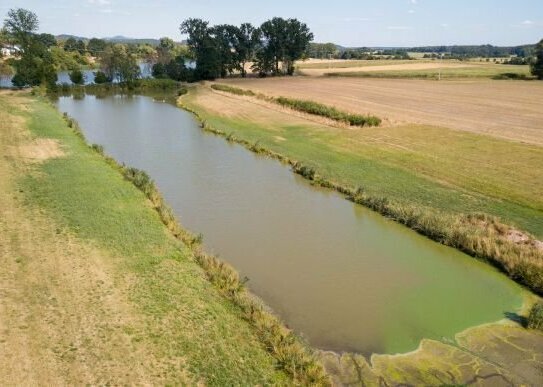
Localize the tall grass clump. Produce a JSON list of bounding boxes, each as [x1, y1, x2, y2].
[[211, 83, 256, 96], [527, 302, 543, 330], [274, 97, 381, 127], [60, 111, 329, 385]]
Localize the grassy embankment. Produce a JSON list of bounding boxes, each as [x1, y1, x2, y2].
[[325, 64, 531, 79], [181, 85, 543, 295], [0, 90, 327, 385]]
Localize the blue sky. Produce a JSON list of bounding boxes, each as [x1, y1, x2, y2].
[[2, 0, 542, 46]]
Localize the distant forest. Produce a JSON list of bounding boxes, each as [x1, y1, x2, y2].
[[307, 43, 536, 60]]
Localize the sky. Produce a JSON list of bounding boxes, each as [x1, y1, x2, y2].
[[1, 0, 543, 47]]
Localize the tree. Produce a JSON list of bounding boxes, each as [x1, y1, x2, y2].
[[3, 8, 57, 87], [531, 39, 543, 80], [232, 23, 260, 77], [180, 18, 221, 80], [3, 8, 38, 52], [211, 24, 236, 77], [64, 37, 78, 52], [93, 70, 110, 84], [69, 68, 84, 85], [87, 38, 106, 56], [157, 37, 175, 64], [99, 44, 140, 83], [255, 17, 313, 76], [37, 33, 56, 48], [75, 39, 86, 55]]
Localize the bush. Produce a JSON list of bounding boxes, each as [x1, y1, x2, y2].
[[69, 69, 85, 85], [93, 71, 110, 84], [527, 302, 543, 330]]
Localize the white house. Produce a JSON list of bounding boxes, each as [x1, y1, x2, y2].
[[1, 45, 21, 57]]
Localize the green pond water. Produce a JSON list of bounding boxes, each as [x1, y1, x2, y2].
[[56, 93, 527, 355]]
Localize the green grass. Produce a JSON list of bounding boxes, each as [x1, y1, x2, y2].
[[12, 94, 295, 385], [326, 64, 532, 79]]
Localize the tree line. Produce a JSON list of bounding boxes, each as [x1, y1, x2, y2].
[[2, 8, 542, 87], [153, 17, 313, 82]]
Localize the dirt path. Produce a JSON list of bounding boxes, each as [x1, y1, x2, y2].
[[0, 92, 190, 384]]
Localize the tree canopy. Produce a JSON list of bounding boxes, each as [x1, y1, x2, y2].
[[3, 8, 57, 87], [531, 39, 543, 80], [178, 17, 313, 80]]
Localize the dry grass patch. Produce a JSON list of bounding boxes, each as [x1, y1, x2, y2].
[[12, 138, 65, 162]]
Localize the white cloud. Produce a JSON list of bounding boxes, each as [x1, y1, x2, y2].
[[409, 0, 418, 4], [387, 26, 412, 30], [441, 23, 449, 28], [521, 20, 533, 25], [100, 8, 113, 13], [408, 9, 415, 14]]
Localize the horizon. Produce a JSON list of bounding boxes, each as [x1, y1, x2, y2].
[[2, 0, 542, 47]]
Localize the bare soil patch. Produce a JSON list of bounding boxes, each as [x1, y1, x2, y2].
[[13, 138, 65, 162]]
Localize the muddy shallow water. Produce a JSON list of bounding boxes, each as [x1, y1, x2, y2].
[[56, 94, 526, 355]]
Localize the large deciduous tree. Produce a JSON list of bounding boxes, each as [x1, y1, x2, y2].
[[531, 39, 543, 80], [87, 38, 107, 56], [99, 44, 140, 83], [180, 18, 221, 80], [3, 8, 57, 87], [255, 17, 313, 75]]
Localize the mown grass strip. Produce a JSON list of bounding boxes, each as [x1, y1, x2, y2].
[[210, 83, 382, 127], [179, 93, 543, 296], [60, 110, 330, 386]]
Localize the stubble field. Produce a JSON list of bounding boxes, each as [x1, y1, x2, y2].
[[221, 76, 543, 145]]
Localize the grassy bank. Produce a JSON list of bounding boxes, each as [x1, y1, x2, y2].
[[180, 86, 543, 295], [0, 90, 327, 385]]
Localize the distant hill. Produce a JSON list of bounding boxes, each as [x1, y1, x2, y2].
[[56, 34, 89, 42], [104, 36, 161, 46]]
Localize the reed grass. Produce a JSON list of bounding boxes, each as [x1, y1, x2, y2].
[[527, 302, 543, 330]]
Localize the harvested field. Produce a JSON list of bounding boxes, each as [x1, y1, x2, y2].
[[221, 77, 543, 145], [298, 61, 473, 76]]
